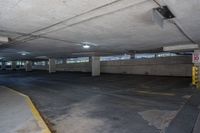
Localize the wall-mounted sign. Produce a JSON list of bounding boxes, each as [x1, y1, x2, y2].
[[193, 51, 200, 63]]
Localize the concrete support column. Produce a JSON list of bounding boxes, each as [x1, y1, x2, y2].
[[49, 58, 56, 73], [130, 53, 135, 59], [155, 53, 158, 58], [62, 59, 66, 64], [91, 56, 100, 76], [45, 61, 48, 66], [1, 62, 6, 70], [11, 61, 17, 70], [25, 61, 32, 72]]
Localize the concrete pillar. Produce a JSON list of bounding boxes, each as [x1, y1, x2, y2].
[[21, 61, 25, 69], [11, 61, 17, 70], [1, 62, 6, 70], [62, 59, 66, 64], [130, 53, 135, 59], [45, 61, 48, 66], [155, 53, 158, 58], [91, 56, 100, 76], [49, 58, 56, 73], [25, 61, 32, 72]]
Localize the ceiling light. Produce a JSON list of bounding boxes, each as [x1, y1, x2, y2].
[[35, 56, 48, 59], [163, 44, 199, 51], [82, 41, 98, 46], [78, 41, 98, 49], [18, 51, 30, 56], [83, 44, 90, 49]]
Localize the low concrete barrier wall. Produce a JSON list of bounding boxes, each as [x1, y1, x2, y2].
[[56, 63, 91, 72], [32, 65, 48, 70], [33, 56, 192, 77], [101, 56, 192, 76]]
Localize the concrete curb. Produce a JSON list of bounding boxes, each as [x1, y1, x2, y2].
[[193, 112, 200, 133], [8, 87, 52, 133]]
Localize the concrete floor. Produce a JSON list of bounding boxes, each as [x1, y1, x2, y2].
[[0, 86, 43, 133], [0, 70, 199, 133]]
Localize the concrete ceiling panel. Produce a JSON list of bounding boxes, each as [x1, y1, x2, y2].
[[0, 0, 199, 59]]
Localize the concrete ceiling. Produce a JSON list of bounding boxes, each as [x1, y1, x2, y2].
[[0, 0, 199, 60]]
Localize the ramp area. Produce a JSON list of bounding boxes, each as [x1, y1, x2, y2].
[[0, 70, 200, 133], [0, 86, 51, 133]]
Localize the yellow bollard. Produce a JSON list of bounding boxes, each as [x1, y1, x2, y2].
[[192, 66, 199, 88]]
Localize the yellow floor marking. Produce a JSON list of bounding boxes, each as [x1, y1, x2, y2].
[[136, 90, 175, 96], [5, 86, 51, 133], [25, 97, 51, 133]]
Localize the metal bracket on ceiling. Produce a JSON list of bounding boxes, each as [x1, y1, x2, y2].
[[152, 5, 175, 28], [155, 6, 175, 19]]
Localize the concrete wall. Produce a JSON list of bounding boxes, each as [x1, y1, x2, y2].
[[101, 56, 192, 77], [32, 62, 91, 72], [32, 65, 48, 70], [32, 56, 192, 77], [56, 63, 91, 72]]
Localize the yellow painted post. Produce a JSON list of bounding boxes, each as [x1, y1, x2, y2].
[[192, 50, 200, 89], [192, 66, 197, 85], [197, 67, 200, 89], [192, 66, 200, 89]]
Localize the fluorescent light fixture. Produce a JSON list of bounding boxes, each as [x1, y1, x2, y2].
[[83, 44, 90, 49], [82, 41, 98, 46], [78, 41, 98, 49], [35, 56, 48, 59], [18, 51, 30, 56], [163, 44, 199, 51], [0, 36, 9, 43]]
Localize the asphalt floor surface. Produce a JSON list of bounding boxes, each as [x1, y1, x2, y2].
[[0, 70, 199, 133]]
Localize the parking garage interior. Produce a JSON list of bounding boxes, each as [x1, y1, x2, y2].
[[0, 0, 200, 133]]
